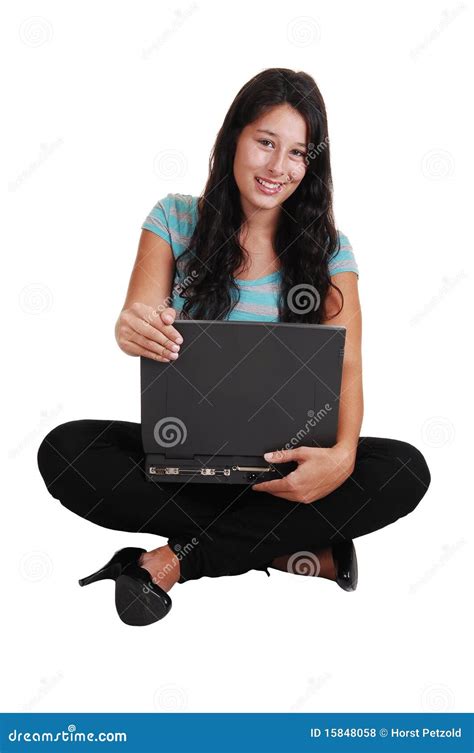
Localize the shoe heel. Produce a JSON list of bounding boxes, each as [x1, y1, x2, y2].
[[78, 547, 146, 588], [78, 564, 115, 587]]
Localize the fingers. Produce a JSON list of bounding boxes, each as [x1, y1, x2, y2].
[[122, 339, 172, 363], [252, 469, 298, 494], [264, 447, 307, 463], [129, 317, 180, 356], [251, 483, 300, 502], [160, 307, 180, 331], [129, 303, 183, 344], [150, 306, 183, 344], [131, 331, 180, 361], [125, 304, 183, 360]]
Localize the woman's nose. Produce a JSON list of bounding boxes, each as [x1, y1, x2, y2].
[[267, 154, 286, 176], [268, 163, 285, 176]]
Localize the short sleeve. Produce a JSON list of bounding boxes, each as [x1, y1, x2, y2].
[[141, 194, 173, 245], [328, 231, 359, 278]]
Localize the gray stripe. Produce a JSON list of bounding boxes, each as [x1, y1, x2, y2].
[[144, 214, 170, 237], [233, 300, 279, 316], [236, 279, 281, 292], [168, 194, 197, 225]]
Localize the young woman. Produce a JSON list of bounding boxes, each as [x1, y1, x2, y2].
[[37, 68, 431, 626]]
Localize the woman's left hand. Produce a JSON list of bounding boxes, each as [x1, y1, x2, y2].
[[251, 444, 357, 503]]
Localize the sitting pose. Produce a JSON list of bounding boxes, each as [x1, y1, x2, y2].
[[37, 67, 431, 626]]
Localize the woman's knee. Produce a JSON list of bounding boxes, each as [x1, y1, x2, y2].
[[37, 419, 96, 486], [386, 439, 431, 515]]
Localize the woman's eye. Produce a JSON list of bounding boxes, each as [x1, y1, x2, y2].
[[258, 140, 306, 158]]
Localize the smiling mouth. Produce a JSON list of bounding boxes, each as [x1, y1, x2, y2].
[[255, 176, 284, 193]]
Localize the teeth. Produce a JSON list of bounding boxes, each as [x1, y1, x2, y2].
[[256, 177, 280, 189]]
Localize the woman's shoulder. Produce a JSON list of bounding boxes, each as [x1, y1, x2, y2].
[[335, 229, 351, 248], [141, 193, 199, 251], [157, 192, 199, 218], [145, 193, 200, 237], [329, 229, 359, 277]]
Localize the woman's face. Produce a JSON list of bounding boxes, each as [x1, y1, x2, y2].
[[233, 103, 308, 214]]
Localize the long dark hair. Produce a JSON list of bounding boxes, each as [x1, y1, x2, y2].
[[175, 67, 344, 323]]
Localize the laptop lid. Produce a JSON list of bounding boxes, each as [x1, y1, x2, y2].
[[140, 320, 345, 484]]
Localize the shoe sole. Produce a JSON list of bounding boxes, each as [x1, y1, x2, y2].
[[115, 574, 172, 626]]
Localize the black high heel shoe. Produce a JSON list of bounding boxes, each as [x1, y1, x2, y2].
[[78, 547, 172, 626], [332, 540, 358, 591]]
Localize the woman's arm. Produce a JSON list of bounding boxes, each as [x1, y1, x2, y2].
[[115, 228, 175, 344], [118, 229, 175, 315], [322, 271, 363, 472], [114, 229, 183, 360]]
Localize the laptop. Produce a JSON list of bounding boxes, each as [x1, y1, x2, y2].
[[140, 320, 346, 485]]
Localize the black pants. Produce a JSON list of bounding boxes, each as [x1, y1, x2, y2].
[[36, 419, 431, 583]]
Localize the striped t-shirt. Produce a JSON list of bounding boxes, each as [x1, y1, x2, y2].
[[141, 193, 359, 322]]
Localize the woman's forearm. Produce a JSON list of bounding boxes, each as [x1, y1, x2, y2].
[[334, 359, 364, 464]]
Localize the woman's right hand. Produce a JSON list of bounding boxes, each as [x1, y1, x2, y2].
[[115, 303, 183, 362]]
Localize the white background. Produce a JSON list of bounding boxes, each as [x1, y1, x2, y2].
[[1, 0, 472, 714]]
